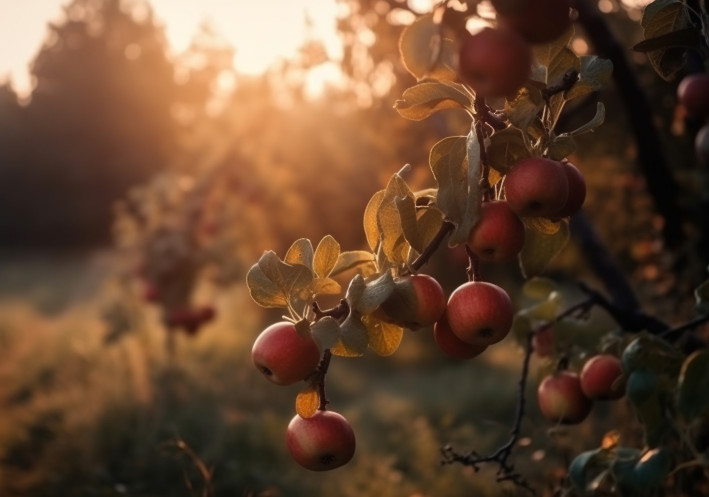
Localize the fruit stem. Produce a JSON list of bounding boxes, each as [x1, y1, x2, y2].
[[465, 245, 480, 282], [313, 299, 350, 322], [315, 349, 333, 411]]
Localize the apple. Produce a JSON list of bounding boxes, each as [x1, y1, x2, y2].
[[504, 157, 569, 218], [537, 371, 593, 424], [252, 321, 321, 385], [446, 281, 514, 346], [580, 354, 625, 400], [467, 200, 525, 262], [677, 73, 709, 118], [433, 312, 487, 360], [532, 325, 555, 357], [493, 0, 572, 44], [286, 410, 356, 471], [375, 274, 446, 329], [556, 161, 587, 218], [458, 27, 532, 98]]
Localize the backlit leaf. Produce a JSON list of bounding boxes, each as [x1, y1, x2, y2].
[[415, 207, 444, 252], [295, 386, 320, 419], [487, 127, 531, 174], [312, 277, 341, 296], [313, 235, 340, 278], [364, 190, 386, 251], [257, 251, 314, 300], [519, 218, 569, 278], [524, 216, 563, 235], [565, 57, 613, 101], [363, 314, 404, 356], [330, 251, 376, 277], [641, 0, 690, 80], [245, 263, 289, 308], [505, 85, 545, 132], [399, 13, 457, 81], [396, 195, 420, 252], [533, 25, 574, 68], [569, 102, 606, 136], [395, 82, 472, 121], [284, 238, 314, 270], [677, 350, 709, 421]]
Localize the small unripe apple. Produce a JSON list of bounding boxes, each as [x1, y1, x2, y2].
[[580, 354, 625, 400], [458, 27, 532, 98], [375, 274, 446, 329], [537, 371, 592, 424], [555, 161, 586, 218], [504, 157, 569, 218], [252, 321, 321, 385], [433, 313, 487, 360], [446, 281, 514, 346], [494, 0, 572, 44], [677, 73, 709, 117], [467, 201, 525, 262], [286, 410, 356, 471]]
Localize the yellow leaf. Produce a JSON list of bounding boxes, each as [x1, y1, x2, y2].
[[523, 216, 563, 235], [295, 386, 320, 418], [363, 315, 404, 357], [601, 430, 621, 450]]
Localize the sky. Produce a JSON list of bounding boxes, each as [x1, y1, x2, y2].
[[0, 0, 343, 97]]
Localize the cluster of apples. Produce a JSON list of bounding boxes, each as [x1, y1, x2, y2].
[[538, 354, 625, 424], [677, 73, 709, 165], [459, 0, 572, 98]]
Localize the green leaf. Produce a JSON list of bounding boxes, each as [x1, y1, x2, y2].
[[569, 102, 606, 136], [395, 82, 472, 121], [522, 277, 559, 301], [364, 190, 386, 251], [519, 218, 569, 278], [330, 251, 376, 277], [310, 316, 341, 350], [677, 350, 709, 421], [363, 314, 404, 357], [313, 235, 340, 278], [331, 312, 369, 357], [504, 85, 545, 132], [487, 127, 531, 174], [640, 0, 691, 80], [565, 56, 613, 101], [398, 13, 457, 81], [547, 134, 576, 160], [284, 238, 315, 270], [621, 334, 684, 377], [245, 263, 289, 308]]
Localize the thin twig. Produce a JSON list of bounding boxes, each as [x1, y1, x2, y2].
[[411, 220, 455, 271]]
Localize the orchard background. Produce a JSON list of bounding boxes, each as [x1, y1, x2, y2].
[[0, 0, 708, 496]]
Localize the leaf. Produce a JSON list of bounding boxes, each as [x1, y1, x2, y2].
[[313, 235, 340, 278], [601, 430, 621, 450], [677, 350, 709, 421], [330, 251, 376, 277], [487, 127, 531, 174], [257, 250, 314, 301], [547, 134, 576, 160], [245, 263, 289, 308], [568, 448, 611, 493], [640, 0, 691, 80], [524, 216, 563, 235], [415, 207, 444, 252], [547, 48, 580, 89], [284, 238, 314, 270], [295, 386, 320, 419], [363, 190, 386, 251], [396, 195, 420, 252], [398, 13, 457, 81], [505, 85, 545, 132], [569, 102, 606, 136], [345, 274, 366, 308], [533, 25, 575, 68], [378, 174, 415, 265], [448, 130, 483, 246], [395, 82, 472, 121], [311, 277, 341, 296], [522, 277, 558, 300], [632, 27, 700, 52], [357, 271, 396, 315], [310, 316, 341, 350], [331, 313, 369, 357], [519, 219, 569, 278], [363, 314, 404, 356], [565, 56, 613, 101]]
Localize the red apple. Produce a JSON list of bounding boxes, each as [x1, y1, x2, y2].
[[286, 410, 356, 471], [375, 274, 446, 329], [504, 157, 569, 218], [434, 312, 487, 360], [458, 27, 532, 98], [580, 354, 625, 400], [467, 200, 525, 262], [494, 0, 572, 44], [555, 161, 586, 218], [537, 371, 592, 424], [446, 281, 514, 346], [532, 325, 555, 357], [677, 73, 709, 118], [252, 321, 321, 385]]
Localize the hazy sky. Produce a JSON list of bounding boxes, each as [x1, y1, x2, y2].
[[0, 0, 342, 96]]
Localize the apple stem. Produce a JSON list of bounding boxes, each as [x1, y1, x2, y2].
[[465, 245, 480, 282], [316, 349, 333, 411]]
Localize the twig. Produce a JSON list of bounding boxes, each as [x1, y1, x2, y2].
[[441, 332, 537, 495], [312, 299, 349, 321], [411, 220, 455, 271], [314, 350, 333, 410]]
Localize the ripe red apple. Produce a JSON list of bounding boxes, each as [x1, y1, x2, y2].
[[580, 354, 625, 400], [467, 200, 525, 262], [555, 161, 586, 218], [677, 73, 709, 118], [433, 313, 487, 360], [375, 274, 446, 329], [252, 321, 321, 385], [458, 27, 532, 98], [504, 157, 569, 218], [446, 281, 514, 346], [537, 371, 592, 424], [493, 0, 572, 44], [286, 410, 356, 471]]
